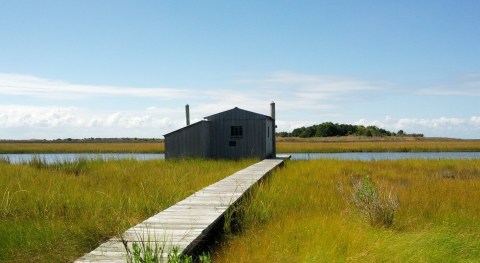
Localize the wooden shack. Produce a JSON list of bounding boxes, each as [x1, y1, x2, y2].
[[164, 103, 276, 159]]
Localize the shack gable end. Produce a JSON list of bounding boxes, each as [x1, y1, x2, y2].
[[164, 106, 275, 159], [164, 120, 210, 159], [205, 107, 272, 121], [209, 118, 268, 159]]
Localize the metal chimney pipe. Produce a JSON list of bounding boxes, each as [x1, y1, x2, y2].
[[185, 104, 190, 126], [270, 101, 275, 120]]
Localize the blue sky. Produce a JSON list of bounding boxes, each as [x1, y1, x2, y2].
[[1, 1, 480, 139]]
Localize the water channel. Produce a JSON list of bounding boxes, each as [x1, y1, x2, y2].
[[288, 152, 480, 160], [1, 152, 480, 164]]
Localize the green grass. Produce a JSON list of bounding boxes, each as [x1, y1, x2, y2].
[[214, 159, 480, 262], [0, 158, 256, 263]]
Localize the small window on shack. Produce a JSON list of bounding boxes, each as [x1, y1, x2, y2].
[[230, 126, 243, 137]]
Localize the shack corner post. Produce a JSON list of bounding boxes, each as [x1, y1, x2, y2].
[[270, 101, 276, 158]]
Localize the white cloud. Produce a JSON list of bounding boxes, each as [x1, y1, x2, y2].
[[469, 116, 480, 125], [238, 71, 386, 98], [0, 71, 388, 114], [232, 71, 389, 113], [0, 73, 191, 99], [112, 71, 381, 119], [239, 71, 383, 92], [0, 105, 184, 139], [5, 71, 477, 139], [0, 105, 78, 128]]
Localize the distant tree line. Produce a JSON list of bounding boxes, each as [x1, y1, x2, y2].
[[277, 122, 424, 138], [0, 138, 164, 143]]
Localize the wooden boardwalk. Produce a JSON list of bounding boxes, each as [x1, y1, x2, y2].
[[75, 155, 290, 262]]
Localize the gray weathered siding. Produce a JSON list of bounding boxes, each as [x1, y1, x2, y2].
[[265, 119, 273, 158], [206, 108, 272, 159], [164, 121, 210, 159], [209, 119, 267, 159], [164, 107, 275, 159]]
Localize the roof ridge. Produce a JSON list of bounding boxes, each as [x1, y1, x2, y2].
[[204, 107, 271, 119]]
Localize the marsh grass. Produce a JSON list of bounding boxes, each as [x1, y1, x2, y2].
[[125, 240, 166, 263], [222, 187, 255, 236], [123, 241, 211, 263], [122, 238, 201, 263], [3, 139, 480, 154], [343, 175, 399, 227], [26, 155, 94, 176], [120, 228, 209, 263], [214, 159, 480, 262], [0, 142, 164, 153], [0, 155, 9, 163], [0, 158, 255, 263], [276, 139, 480, 153]]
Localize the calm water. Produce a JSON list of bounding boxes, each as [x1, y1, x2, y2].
[[1, 152, 480, 164], [0, 153, 165, 164], [289, 152, 480, 160]]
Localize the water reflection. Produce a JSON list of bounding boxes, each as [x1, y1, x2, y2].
[[0, 153, 165, 164], [1, 152, 480, 164], [289, 152, 480, 160]]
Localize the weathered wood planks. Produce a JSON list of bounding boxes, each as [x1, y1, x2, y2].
[[75, 155, 290, 262]]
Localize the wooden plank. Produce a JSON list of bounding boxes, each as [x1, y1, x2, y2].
[[75, 155, 290, 263]]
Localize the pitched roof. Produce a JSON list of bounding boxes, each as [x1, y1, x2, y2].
[[204, 107, 272, 121], [164, 107, 272, 137], [163, 120, 209, 137]]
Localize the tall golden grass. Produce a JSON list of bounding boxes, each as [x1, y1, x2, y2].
[[214, 159, 480, 262], [0, 142, 164, 153], [277, 140, 480, 153], [2, 138, 480, 154], [0, 158, 256, 263]]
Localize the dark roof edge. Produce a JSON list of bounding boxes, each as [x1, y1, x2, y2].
[[204, 107, 273, 120], [163, 120, 209, 137]]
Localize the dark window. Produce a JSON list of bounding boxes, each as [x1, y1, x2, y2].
[[231, 126, 243, 137], [268, 126, 270, 138], [229, 141, 236, 147]]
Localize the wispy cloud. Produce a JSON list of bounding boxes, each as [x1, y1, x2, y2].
[[417, 73, 480, 96], [239, 71, 384, 91], [4, 71, 477, 139], [1, 105, 479, 139], [0, 71, 403, 139], [238, 71, 386, 96], [234, 71, 389, 111], [0, 73, 191, 99], [0, 71, 388, 111]]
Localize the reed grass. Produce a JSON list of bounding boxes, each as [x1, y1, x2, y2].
[[276, 140, 480, 153], [214, 159, 480, 262], [0, 158, 256, 263], [0, 142, 164, 153], [2, 138, 480, 154]]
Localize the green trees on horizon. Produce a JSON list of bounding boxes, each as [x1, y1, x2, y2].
[[277, 122, 423, 138]]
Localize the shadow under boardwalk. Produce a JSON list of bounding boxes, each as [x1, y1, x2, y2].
[[75, 155, 290, 262]]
